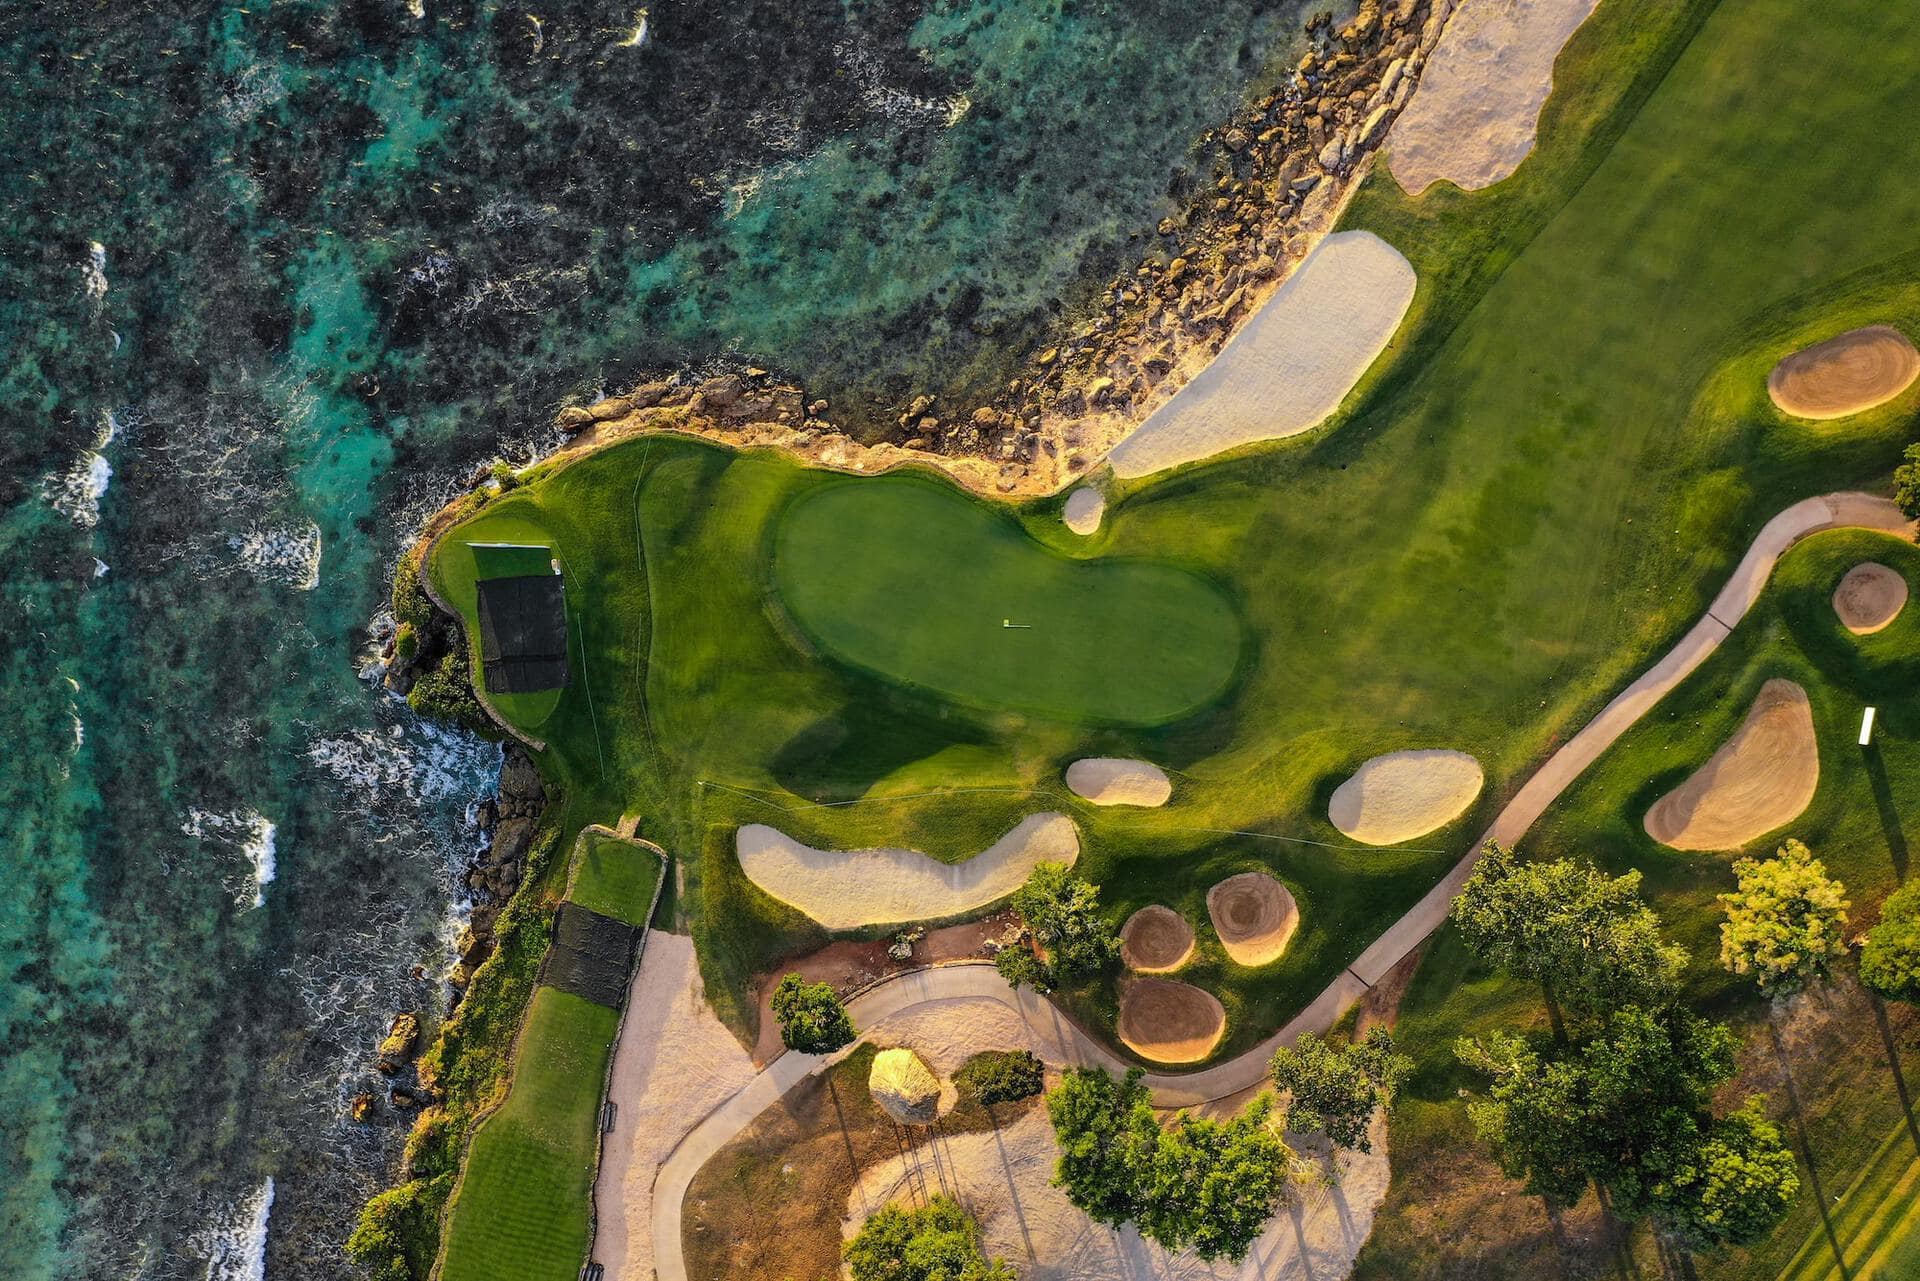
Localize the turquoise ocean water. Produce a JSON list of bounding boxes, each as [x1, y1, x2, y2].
[[0, 1, 1330, 1274]]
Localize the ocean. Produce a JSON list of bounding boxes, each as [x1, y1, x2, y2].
[[0, 0, 1333, 1274]]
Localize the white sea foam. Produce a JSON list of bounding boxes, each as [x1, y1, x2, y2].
[[307, 720, 498, 808], [832, 35, 969, 127], [228, 521, 322, 590], [182, 808, 279, 909], [615, 7, 648, 47], [43, 410, 119, 528], [82, 241, 108, 301], [197, 1176, 273, 1281], [93, 557, 110, 578]]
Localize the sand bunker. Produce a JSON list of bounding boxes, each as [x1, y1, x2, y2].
[[1768, 326, 1920, 420], [1329, 749, 1485, 845], [1834, 562, 1909, 633], [1389, 0, 1602, 195], [1105, 231, 1416, 477], [1063, 486, 1104, 535], [1120, 906, 1196, 973], [1064, 757, 1172, 807], [1206, 872, 1299, 968], [845, 1104, 1390, 1281], [1117, 978, 1226, 1064], [736, 813, 1077, 931], [1644, 679, 1819, 851]]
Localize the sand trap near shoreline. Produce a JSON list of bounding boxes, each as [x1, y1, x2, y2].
[[1834, 562, 1908, 633], [1388, 0, 1602, 195], [735, 813, 1078, 930], [1117, 978, 1226, 1063], [1206, 871, 1299, 968], [1768, 326, 1920, 419], [1104, 231, 1416, 478], [1120, 905, 1195, 973], [592, 932, 757, 1281], [845, 1105, 1390, 1281], [1062, 486, 1104, 535], [1645, 679, 1819, 851], [1329, 749, 1484, 845], [1064, 757, 1172, 807]]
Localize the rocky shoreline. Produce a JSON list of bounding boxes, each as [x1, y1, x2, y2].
[[542, 0, 1453, 498]]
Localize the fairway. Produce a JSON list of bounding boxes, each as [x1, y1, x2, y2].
[[772, 475, 1243, 723]]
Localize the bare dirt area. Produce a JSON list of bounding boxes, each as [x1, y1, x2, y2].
[[1329, 749, 1484, 846], [592, 932, 757, 1281], [1834, 561, 1910, 633], [1768, 325, 1920, 420], [1643, 678, 1819, 850], [1120, 905, 1196, 973], [1387, 0, 1602, 195], [1064, 757, 1173, 807], [735, 812, 1077, 930], [1207, 871, 1301, 967], [1105, 231, 1417, 478], [1117, 978, 1227, 1063]]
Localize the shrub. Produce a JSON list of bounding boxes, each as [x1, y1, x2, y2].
[[346, 1176, 451, 1281], [844, 1195, 1014, 1281], [1895, 441, 1920, 519], [1861, 881, 1920, 1003], [1009, 862, 1119, 985], [393, 621, 418, 661], [770, 973, 855, 1053], [391, 549, 434, 632], [956, 1050, 1043, 1105], [489, 459, 519, 490], [407, 645, 495, 738]]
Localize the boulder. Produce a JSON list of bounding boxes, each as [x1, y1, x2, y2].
[[350, 1093, 377, 1124], [869, 1048, 941, 1125]]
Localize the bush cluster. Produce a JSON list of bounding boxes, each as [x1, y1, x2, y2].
[[955, 1049, 1043, 1105], [844, 1195, 1013, 1281]]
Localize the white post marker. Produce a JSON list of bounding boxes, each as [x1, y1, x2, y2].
[[1861, 706, 1877, 747], [1002, 619, 1031, 630]]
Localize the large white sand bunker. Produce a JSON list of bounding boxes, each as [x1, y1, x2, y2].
[[1388, 0, 1602, 195], [1064, 757, 1172, 807], [1105, 231, 1416, 478], [1644, 679, 1819, 851], [1120, 905, 1195, 973], [1768, 326, 1920, 420], [1062, 486, 1104, 535], [735, 813, 1078, 930], [1206, 871, 1299, 968], [1117, 978, 1226, 1064], [1834, 562, 1909, 634], [845, 1105, 1390, 1281], [1329, 749, 1485, 845]]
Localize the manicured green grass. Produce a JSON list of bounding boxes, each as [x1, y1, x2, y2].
[[774, 475, 1244, 723], [566, 829, 664, 927], [1777, 1113, 1920, 1281], [429, 506, 567, 729], [471, 541, 556, 580]]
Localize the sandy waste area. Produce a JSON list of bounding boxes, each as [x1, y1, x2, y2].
[[1644, 679, 1819, 850], [1104, 231, 1416, 478], [736, 813, 1078, 930], [1387, 0, 1602, 194], [1329, 749, 1483, 845], [1065, 758, 1173, 807]]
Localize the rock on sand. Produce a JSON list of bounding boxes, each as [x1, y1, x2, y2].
[[1104, 232, 1416, 477], [1388, 0, 1603, 195], [1768, 326, 1920, 420], [735, 813, 1078, 930], [869, 1048, 941, 1125], [1644, 679, 1818, 850], [1834, 562, 1908, 634], [1329, 749, 1484, 845], [1064, 757, 1172, 807], [1205, 871, 1298, 968], [1062, 486, 1105, 535]]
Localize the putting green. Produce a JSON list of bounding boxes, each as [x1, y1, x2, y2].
[[772, 475, 1243, 723]]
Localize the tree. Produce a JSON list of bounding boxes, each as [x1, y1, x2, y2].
[[999, 862, 1120, 992], [1451, 843, 1686, 1027], [993, 943, 1054, 994], [1860, 880, 1920, 1003], [1047, 1067, 1295, 1263], [770, 973, 855, 1054], [1269, 1028, 1411, 1152], [1718, 839, 1850, 997], [844, 1195, 1015, 1281], [1895, 441, 1920, 520], [1650, 1097, 1800, 1251]]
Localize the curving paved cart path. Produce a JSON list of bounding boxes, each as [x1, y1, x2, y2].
[[642, 491, 1913, 1281]]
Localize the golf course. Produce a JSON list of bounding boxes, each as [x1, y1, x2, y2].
[[400, 0, 1920, 1276]]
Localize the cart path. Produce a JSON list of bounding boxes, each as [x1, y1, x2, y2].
[[641, 491, 1912, 1281]]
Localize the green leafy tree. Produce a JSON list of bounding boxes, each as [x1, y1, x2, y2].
[[1269, 1028, 1411, 1153], [1718, 839, 1850, 997], [1650, 1097, 1800, 1250], [993, 943, 1054, 994], [1451, 843, 1686, 1028], [844, 1195, 1015, 1281], [770, 973, 855, 1054], [1894, 441, 1920, 519], [1046, 1066, 1159, 1227], [1009, 862, 1120, 987], [1861, 880, 1920, 1002]]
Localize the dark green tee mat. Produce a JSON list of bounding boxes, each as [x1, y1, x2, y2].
[[540, 902, 638, 1008]]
